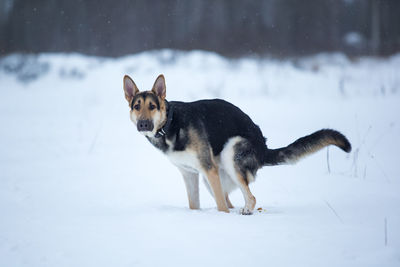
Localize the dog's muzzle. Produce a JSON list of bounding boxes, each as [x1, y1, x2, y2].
[[137, 119, 154, 132]]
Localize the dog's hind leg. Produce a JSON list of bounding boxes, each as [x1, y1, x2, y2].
[[194, 143, 229, 213], [221, 137, 259, 215], [202, 165, 235, 211], [203, 177, 234, 209], [178, 168, 200, 210], [234, 172, 256, 215], [220, 168, 236, 208], [203, 167, 229, 213], [225, 194, 234, 209]]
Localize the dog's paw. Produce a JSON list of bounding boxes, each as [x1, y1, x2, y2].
[[240, 207, 253, 215]]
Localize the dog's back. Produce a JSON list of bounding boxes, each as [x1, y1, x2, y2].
[[169, 99, 267, 159]]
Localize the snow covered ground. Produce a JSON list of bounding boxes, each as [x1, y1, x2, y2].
[[1, 50, 399, 267]]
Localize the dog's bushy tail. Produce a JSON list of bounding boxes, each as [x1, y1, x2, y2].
[[263, 129, 351, 166]]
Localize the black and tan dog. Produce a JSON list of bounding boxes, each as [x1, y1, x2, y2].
[[123, 74, 351, 215]]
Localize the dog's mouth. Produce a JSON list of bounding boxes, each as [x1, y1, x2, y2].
[[139, 130, 155, 137]]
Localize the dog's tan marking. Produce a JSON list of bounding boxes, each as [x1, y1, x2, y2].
[[184, 127, 229, 212], [205, 168, 229, 213], [130, 96, 156, 119], [187, 127, 214, 170]]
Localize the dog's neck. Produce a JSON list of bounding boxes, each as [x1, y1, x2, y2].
[[154, 100, 174, 138]]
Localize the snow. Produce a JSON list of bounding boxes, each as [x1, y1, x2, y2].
[[1, 50, 400, 267]]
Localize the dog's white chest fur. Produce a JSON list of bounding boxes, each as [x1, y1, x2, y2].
[[166, 149, 200, 173]]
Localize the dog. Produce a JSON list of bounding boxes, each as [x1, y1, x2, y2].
[[123, 74, 351, 215]]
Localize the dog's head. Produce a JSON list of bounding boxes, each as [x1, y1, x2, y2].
[[123, 74, 167, 137]]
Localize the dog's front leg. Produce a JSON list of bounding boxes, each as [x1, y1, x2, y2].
[[178, 168, 200, 210], [204, 168, 229, 213]]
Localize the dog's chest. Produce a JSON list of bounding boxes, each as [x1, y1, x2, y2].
[[147, 135, 200, 172], [165, 147, 200, 173]]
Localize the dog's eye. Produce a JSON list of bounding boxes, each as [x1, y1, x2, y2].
[[133, 104, 140, 110], [149, 103, 156, 110]]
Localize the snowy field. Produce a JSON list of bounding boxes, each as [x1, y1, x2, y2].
[[1, 50, 400, 267]]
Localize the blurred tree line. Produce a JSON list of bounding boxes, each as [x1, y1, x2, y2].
[[1, 0, 399, 57]]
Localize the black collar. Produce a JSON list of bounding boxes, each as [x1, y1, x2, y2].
[[154, 101, 174, 138]]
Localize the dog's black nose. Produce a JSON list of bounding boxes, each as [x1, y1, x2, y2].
[[137, 119, 153, 132]]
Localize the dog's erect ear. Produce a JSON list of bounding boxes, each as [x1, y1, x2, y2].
[[123, 75, 139, 103], [152, 74, 166, 99]]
